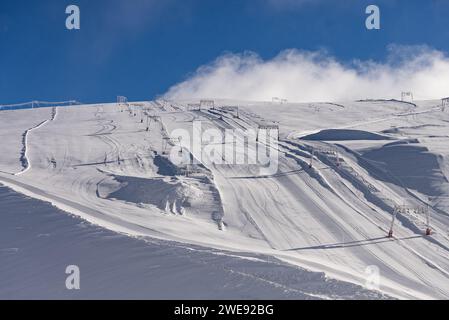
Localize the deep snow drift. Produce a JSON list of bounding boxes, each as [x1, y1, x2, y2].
[[1, 98, 449, 299]]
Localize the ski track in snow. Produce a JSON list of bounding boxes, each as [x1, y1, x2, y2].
[[1, 100, 449, 299], [15, 107, 57, 176]]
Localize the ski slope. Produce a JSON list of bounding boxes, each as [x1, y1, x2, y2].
[[2, 184, 388, 300], [1, 98, 449, 299]]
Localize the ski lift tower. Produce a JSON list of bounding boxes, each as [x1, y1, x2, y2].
[[441, 97, 449, 112], [309, 148, 315, 168], [117, 96, 127, 105], [272, 97, 287, 104], [401, 92, 414, 103], [200, 100, 215, 110], [117, 96, 128, 112], [388, 204, 431, 238], [145, 114, 161, 132], [162, 136, 182, 155], [187, 103, 201, 112]]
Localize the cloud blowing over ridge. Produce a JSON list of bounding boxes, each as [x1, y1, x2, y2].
[[164, 45, 449, 102]]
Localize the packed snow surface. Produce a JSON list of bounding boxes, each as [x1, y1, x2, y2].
[[0, 185, 386, 299], [1, 98, 449, 299]]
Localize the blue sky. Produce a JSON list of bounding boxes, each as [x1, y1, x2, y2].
[[1, 0, 448, 104]]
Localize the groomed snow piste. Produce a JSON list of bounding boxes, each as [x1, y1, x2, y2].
[[1, 98, 449, 299]]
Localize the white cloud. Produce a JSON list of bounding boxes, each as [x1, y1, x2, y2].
[[164, 45, 449, 102]]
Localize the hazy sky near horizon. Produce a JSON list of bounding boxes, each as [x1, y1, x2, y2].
[[1, 0, 449, 104]]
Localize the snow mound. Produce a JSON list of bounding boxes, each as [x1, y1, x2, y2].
[[302, 129, 392, 141], [105, 176, 204, 216], [362, 144, 449, 197]]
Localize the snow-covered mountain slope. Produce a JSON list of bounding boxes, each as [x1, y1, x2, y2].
[[0, 185, 387, 300], [1, 99, 449, 299]]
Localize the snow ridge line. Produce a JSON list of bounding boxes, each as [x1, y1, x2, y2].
[[16, 107, 57, 176]]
